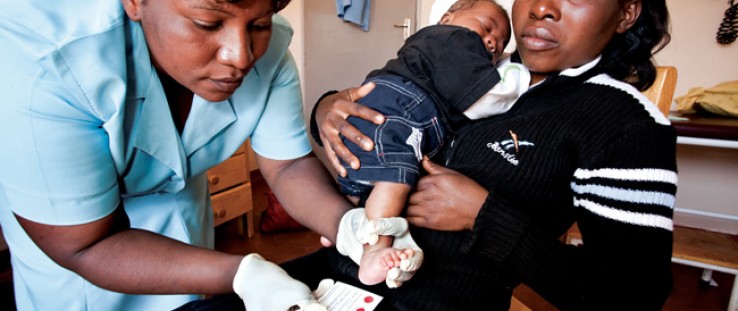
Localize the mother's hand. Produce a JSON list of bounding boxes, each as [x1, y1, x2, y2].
[[315, 83, 384, 177], [407, 157, 488, 231]]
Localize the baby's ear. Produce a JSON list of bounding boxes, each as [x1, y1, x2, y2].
[[439, 12, 452, 25]]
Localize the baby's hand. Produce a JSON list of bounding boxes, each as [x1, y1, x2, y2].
[[319, 236, 334, 248]]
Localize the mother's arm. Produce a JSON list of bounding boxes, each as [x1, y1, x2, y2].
[[308, 87, 489, 235], [406, 158, 487, 231], [408, 134, 675, 310]]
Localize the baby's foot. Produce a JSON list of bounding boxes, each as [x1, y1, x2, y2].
[[387, 247, 426, 288], [398, 248, 419, 271], [358, 247, 401, 285]]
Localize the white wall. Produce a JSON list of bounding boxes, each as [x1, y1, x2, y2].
[[280, 1, 305, 96], [673, 144, 738, 234]]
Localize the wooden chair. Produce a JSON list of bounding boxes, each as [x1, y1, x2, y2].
[[566, 66, 738, 311], [510, 296, 533, 311], [643, 66, 678, 116]]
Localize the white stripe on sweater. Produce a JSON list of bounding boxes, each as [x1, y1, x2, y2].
[[574, 198, 674, 230], [570, 183, 675, 208], [574, 168, 677, 184], [586, 74, 670, 126]]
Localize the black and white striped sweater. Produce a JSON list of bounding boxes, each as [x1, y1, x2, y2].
[[345, 61, 678, 311], [310, 60, 677, 311]]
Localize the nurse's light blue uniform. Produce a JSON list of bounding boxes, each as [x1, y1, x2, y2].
[[0, 1, 311, 310]]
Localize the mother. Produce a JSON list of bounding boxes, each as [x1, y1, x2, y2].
[[297, 0, 676, 309]]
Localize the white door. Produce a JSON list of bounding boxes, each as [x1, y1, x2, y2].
[[303, 0, 418, 107]]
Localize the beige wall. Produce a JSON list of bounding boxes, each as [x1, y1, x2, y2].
[[288, 0, 738, 103], [280, 1, 305, 95], [664, 0, 738, 232], [658, 0, 738, 108], [673, 144, 738, 234]]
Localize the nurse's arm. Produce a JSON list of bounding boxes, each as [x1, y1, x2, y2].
[[256, 153, 352, 243], [15, 206, 243, 294]]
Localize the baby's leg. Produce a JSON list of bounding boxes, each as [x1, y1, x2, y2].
[[358, 182, 412, 285]]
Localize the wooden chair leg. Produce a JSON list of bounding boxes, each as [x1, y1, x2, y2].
[[729, 276, 738, 311]]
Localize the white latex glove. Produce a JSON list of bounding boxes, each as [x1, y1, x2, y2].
[[233, 253, 327, 311], [335, 208, 424, 288], [312, 279, 336, 299]]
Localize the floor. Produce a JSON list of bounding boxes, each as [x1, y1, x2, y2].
[[0, 172, 735, 310]]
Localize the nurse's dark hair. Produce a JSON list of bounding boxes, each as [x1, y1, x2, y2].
[[600, 0, 671, 91], [271, 0, 291, 12], [223, 0, 291, 12]]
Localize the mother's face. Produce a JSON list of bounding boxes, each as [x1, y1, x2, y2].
[[512, 0, 640, 79], [123, 0, 274, 102]]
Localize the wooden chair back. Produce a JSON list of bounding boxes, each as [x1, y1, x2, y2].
[[510, 296, 533, 311], [642, 66, 678, 117]]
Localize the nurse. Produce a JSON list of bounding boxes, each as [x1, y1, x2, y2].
[[0, 0, 348, 310]]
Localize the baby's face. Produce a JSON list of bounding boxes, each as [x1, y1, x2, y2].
[[441, 2, 510, 62]]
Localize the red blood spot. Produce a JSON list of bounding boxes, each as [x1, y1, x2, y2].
[[364, 296, 374, 303], [356, 309, 365, 311]]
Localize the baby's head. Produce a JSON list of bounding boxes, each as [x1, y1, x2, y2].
[[439, 0, 510, 62]]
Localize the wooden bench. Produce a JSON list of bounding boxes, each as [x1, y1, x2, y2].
[[673, 226, 738, 311], [566, 224, 738, 310]]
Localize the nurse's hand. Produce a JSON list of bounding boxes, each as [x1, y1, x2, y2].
[[407, 157, 487, 231], [233, 254, 326, 311], [315, 83, 383, 177]]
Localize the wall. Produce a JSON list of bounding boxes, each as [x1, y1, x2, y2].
[[418, 0, 434, 27], [655, 0, 738, 234], [658, 0, 738, 105], [673, 144, 738, 234], [280, 1, 305, 94], [420, 0, 738, 102], [283, 0, 738, 103]]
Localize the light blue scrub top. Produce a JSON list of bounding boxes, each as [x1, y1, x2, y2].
[[0, 1, 311, 310]]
